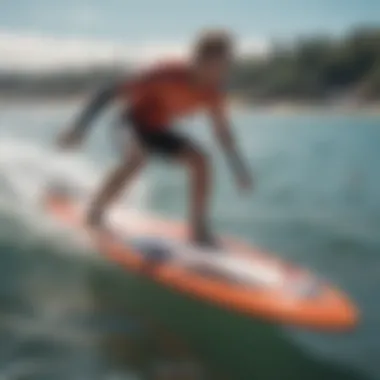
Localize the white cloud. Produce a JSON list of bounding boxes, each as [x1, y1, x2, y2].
[[0, 30, 269, 72]]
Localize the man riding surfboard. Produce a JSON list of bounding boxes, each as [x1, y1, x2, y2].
[[58, 29, 252, 247]]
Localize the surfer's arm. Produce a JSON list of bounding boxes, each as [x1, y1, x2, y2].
[[209, 102, 252, 190], [58, 81, 130, 148], [72, 83, 120, 136], [58, 83, 121, 149]]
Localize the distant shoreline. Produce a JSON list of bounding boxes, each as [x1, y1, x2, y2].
[[1, 93, 380, 116], [229, 96, 380, 116]]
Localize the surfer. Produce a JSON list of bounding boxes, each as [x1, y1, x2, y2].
[[57, 29, 252, 247]]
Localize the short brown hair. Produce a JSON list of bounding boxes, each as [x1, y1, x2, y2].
[[193, 29, 234, 61]]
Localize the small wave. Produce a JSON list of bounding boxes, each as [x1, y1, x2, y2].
[[0, 136, 149, 251]]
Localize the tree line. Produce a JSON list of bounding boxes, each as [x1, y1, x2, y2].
[[232, 26, 380, 104], [1, 26, 380, 104]]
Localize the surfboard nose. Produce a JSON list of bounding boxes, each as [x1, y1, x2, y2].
[[289, 287, 359, 331], [322, 290, 359, 331]]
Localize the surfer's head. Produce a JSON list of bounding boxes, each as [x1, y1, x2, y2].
[[192, 29, 234, 86]]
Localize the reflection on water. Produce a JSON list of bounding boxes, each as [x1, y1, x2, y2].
[[93, 294, 209, 380]]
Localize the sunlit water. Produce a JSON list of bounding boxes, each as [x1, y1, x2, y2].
[[0, 102, 379, 380]]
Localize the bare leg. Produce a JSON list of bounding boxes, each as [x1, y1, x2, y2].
[[179, 146, 215, 246], [87, 142, 145, 227]]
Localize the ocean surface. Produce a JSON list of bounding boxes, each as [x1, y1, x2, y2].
[[0, 101, 379, 380]]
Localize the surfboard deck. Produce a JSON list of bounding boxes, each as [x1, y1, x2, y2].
[[43, 186, 358, 332]]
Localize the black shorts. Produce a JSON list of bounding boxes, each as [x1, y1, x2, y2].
[[126, 112, 194, 158]]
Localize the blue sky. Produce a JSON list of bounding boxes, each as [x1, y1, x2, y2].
[[1, 0, 380, 43]]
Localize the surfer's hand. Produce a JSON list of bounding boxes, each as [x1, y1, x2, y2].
[[57, 128, 83, 150]]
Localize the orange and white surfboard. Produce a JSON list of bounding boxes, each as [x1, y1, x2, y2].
[[43, 186, 358, 332]]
